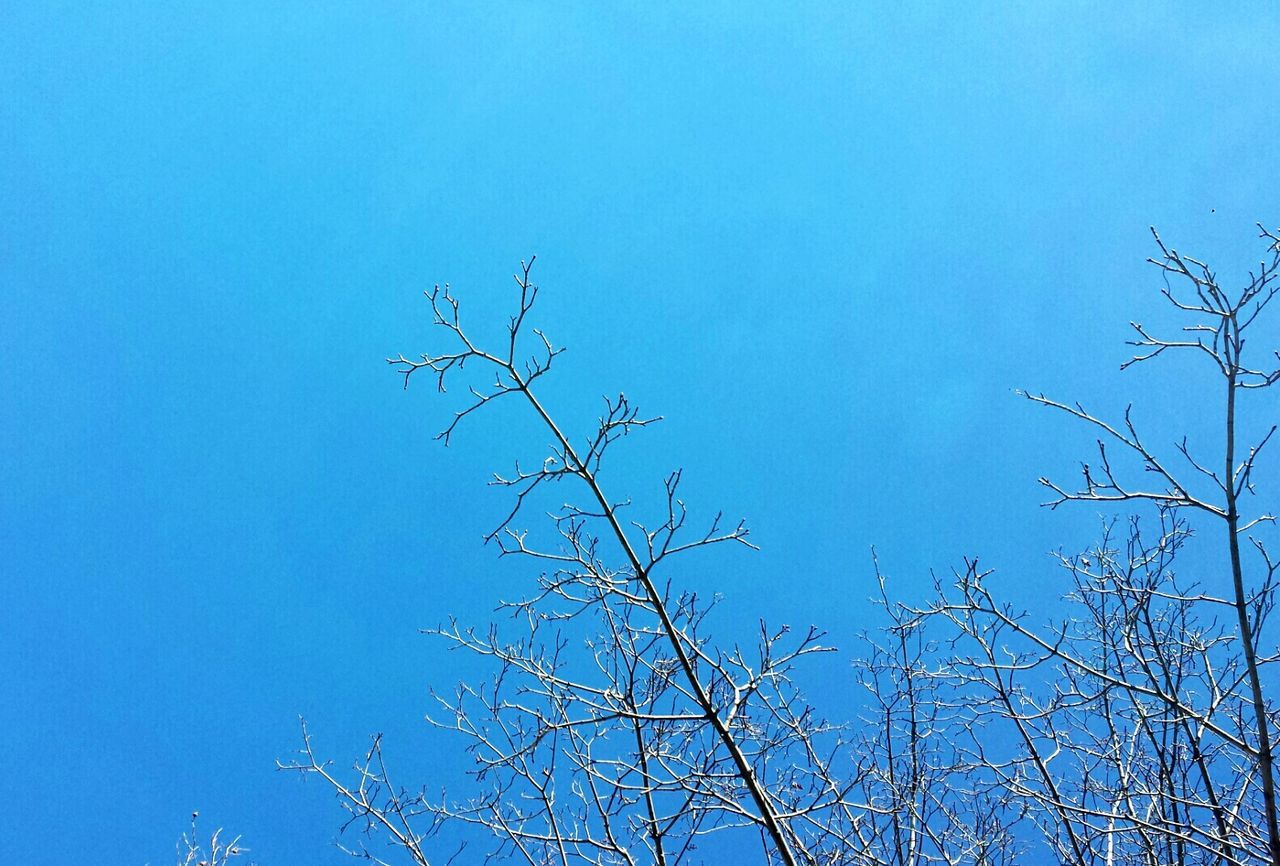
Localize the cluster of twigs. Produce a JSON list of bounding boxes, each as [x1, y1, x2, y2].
[[173, 812, 248, 866]]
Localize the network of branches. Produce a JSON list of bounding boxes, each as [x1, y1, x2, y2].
[[269, 224, 1280, 866]]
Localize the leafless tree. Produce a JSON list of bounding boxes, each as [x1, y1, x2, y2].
[[283, 260, 867, 865], [846, 557, 1024, 866], [283, 224, 1279, 865], [169, 812, 249, 866], [898, 223, 1280, 864]]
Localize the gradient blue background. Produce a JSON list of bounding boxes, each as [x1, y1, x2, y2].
[[3, 4, 1278, 863]]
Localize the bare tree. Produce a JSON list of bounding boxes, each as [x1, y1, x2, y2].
[[168, 812, 249, 866], [284, 224, 1279, 866], [898, 223, 1280, 864], [846, 558, 1024, 866], [283, 260, 863, 865]]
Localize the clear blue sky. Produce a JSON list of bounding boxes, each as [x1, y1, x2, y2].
[[2, 3, 1277, 863]]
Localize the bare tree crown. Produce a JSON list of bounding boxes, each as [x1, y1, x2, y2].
[[275, 224, 1280, 866]]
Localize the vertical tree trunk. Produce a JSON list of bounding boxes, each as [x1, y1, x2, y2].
[[1224, 323, 1280, 865]]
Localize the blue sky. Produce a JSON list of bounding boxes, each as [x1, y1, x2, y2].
[[2, 3, 1278, 863]]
